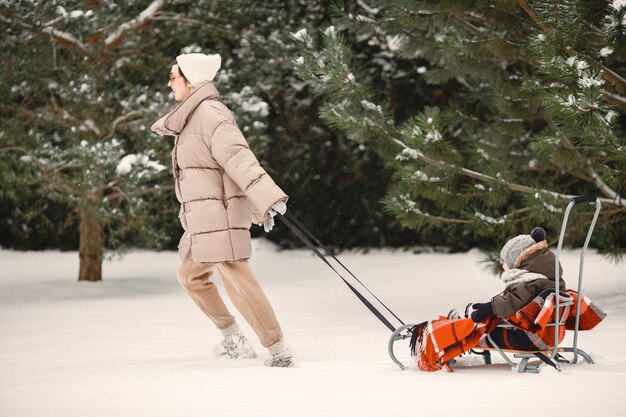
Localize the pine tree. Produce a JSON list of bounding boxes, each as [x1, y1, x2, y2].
[[1, 0, 176, 280], [293, 0, 626, 258], [0, 0, 421, 285]]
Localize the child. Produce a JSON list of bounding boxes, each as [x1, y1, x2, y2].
[[470, 227, 566, 323]]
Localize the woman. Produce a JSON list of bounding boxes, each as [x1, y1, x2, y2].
[[151, 53, 293, 367]]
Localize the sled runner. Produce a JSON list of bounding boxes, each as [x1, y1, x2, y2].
[[388, 196, 606, 373]]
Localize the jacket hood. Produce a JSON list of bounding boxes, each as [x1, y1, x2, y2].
[[151, 82, 220, 136], [516, 242, 563, 281]]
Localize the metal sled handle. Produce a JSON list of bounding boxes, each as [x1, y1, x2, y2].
[[553, 196, 601, 362]]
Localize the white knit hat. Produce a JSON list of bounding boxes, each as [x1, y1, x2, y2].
[[176, 53, 221, 87], [500, 227, 546, 269]]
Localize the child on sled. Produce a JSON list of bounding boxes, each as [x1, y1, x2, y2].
[[467, 226, 565, 324], [459, 226, 567, 350], [409, 226, 606, 372]]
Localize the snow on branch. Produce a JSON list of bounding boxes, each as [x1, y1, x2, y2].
[[42, 27, 90, 56], [357, 0, 380, 15], [389, 135, 626, 208], [104, 0, 165, 49], [0, 13, 91, 56], [394, 194, 469, 224]]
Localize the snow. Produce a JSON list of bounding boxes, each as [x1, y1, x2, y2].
[[357, 0, 380, 15], [241, 100, 269, 116], [1, 241, 625, 417], [41, 27, 90, 55], [227, 86, 270, 117], [475, 212, 506, 224], [413, 170, 440, 182], [360, 100, 382, 114], [578, 75, 604, 89], [425, 130, 442, 143], [104, 0, 165, 46], [291, 28, 309, 42], [395, 148, 420, 161], [599, 47, 614, 57], [611, 0, 626, 11], [386, 35, 406, 52], [116, 154, 166, 175]]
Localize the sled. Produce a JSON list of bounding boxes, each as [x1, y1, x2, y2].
[[389, 196, 602, 373]]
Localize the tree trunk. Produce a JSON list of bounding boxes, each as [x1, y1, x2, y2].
[[78, 195, 104, 282]]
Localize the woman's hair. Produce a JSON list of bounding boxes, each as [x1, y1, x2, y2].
[[171, 59, 188, 82]]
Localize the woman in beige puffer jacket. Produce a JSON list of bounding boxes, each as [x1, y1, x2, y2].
[[151, 53, 293, 367]]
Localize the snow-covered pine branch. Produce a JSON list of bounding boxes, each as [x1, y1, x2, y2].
[[42, 27, 90, 56], [389, 194, 469, 224], [356, 0, 380, 15], [389, 135, 626, 208], [0, 13, 91, 56], [104, 0, 166, 49]]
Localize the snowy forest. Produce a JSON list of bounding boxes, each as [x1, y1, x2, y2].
[[2, 2, 626, 416], [1, 0, 625, 281]]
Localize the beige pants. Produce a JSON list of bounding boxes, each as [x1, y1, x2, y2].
[[177, 256, 283, 348]]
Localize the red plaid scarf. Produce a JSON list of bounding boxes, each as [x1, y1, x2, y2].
[[410, 290, 606, 372]]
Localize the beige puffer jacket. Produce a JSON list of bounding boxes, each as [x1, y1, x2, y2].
[[151, 82, 288, 263]]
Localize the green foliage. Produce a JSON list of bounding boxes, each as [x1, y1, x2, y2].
[[292, 0, 626, 261], [0, 0, 177, 253], [0, 0, 419, 255], [158, 0, 418, 249], [3, 0, 623, 262]]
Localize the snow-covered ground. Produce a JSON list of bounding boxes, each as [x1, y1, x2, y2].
[[1, 240, 625, 417]]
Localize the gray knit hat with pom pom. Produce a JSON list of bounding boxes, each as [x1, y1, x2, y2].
[[500, 227, 546, 269]]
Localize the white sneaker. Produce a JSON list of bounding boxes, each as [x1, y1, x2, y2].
[[218, 332, 257, 360], [264, 351, 295, 367], [265, 340, 295, 367]]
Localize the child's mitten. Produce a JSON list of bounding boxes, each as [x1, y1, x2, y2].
[[470, 302, 494, 323]]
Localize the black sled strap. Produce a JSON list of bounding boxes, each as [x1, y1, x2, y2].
[[277, 212, 403, 332], [284, 213, 405, 325], [534, 353, 561, 371]]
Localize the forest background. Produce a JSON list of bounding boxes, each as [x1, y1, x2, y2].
[[1, 0, 624, 281]]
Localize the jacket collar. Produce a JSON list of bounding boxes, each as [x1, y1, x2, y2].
[[151, 82, 219, 136], [514, 240, 547, 269], [501, 269, 548, 287]]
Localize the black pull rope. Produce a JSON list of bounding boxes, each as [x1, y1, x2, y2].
[[284, 212, 405, 327], [534, 352, 560, 371], [277, 212, 403, 332]]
